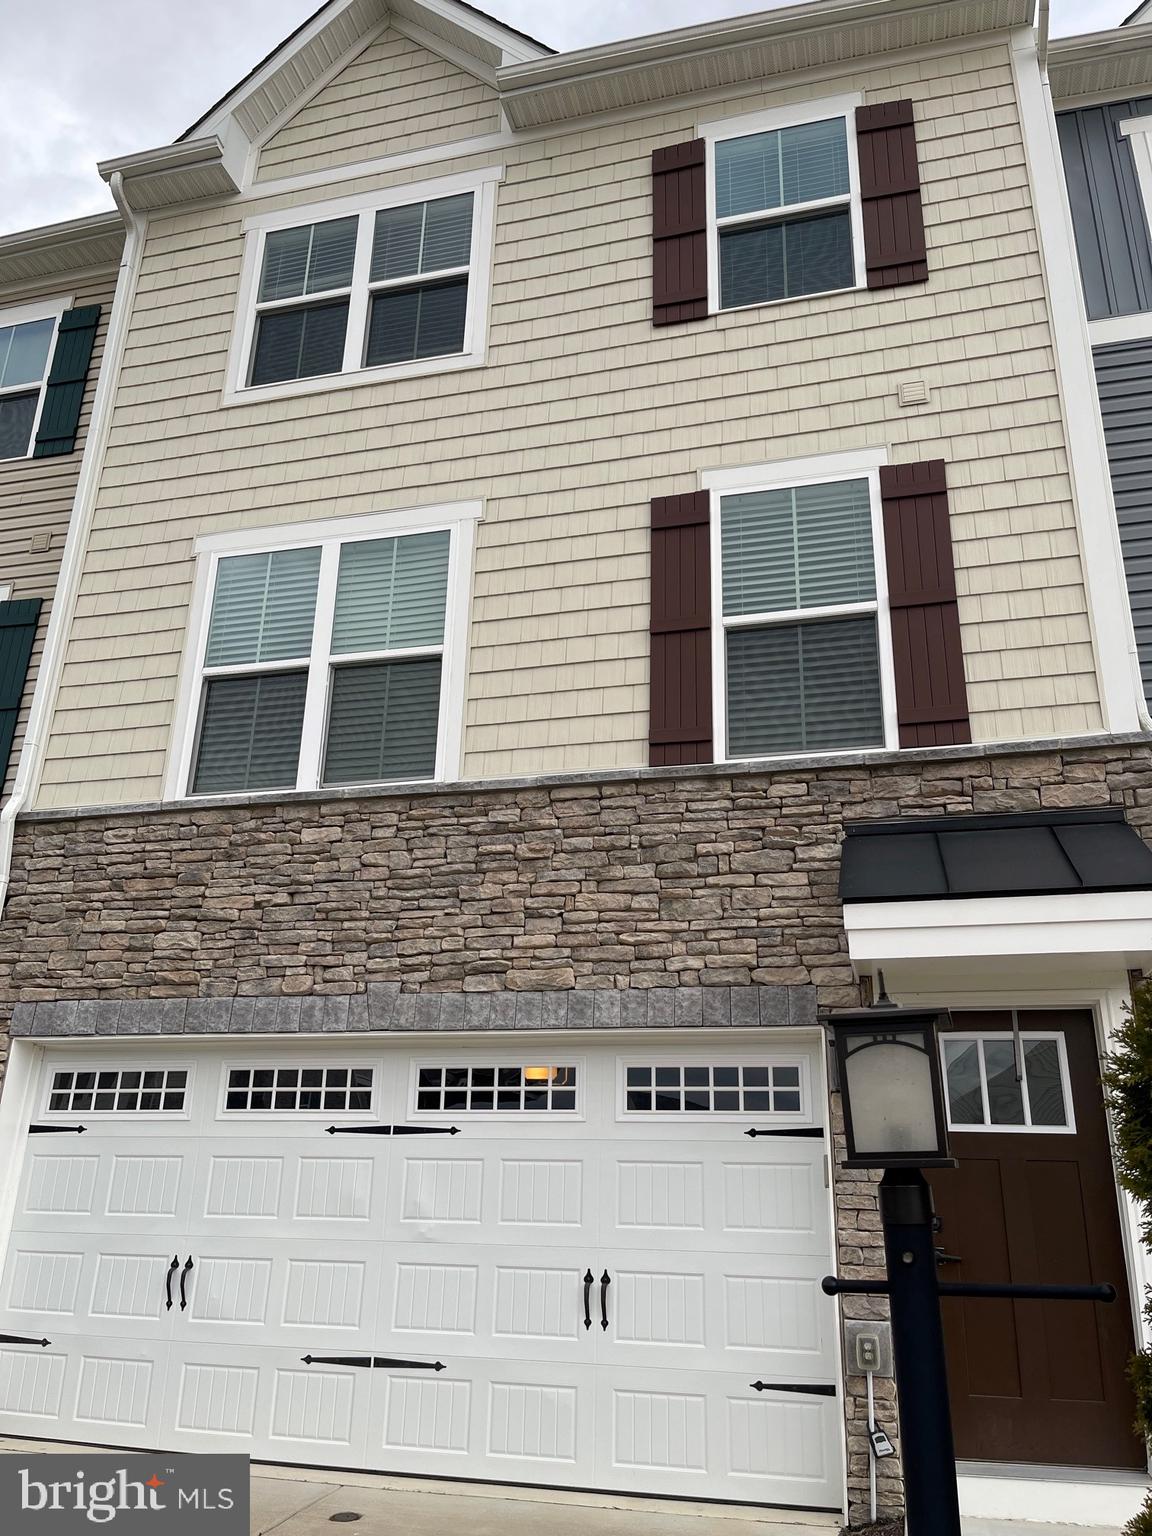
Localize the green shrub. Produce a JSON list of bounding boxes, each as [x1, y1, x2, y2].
[[1124, 1490, 1152, 1536], [1103, 979, 1152, 1447]]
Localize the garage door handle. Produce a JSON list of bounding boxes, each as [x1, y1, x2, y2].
[[179, 1256, 193, 1311], [600, 1271, 611, 1331], [935, 1248, 963, 1266], [583, 1270, 593, 1331], [750, 1381, 837, 1396], [165, 1255, 179, 1311]]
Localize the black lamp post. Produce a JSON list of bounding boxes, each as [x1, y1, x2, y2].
[[823, 990, 1117, 1536]]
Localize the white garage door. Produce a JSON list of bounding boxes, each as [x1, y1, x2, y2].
[[0, 1035, 841, 1510]]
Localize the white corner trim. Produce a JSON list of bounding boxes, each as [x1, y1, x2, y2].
[[223, 166, 501, 408], [1011, 29, 1147, 736], [843, 890, 1152, 962], [0, 175, 147, 910], [699, 446, 888, 492]]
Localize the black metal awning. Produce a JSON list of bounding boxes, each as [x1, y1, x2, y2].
[[839, 809, 1152, 903]]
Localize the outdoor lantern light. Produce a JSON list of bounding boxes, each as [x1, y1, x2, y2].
[[829, 999, 954, 1168]]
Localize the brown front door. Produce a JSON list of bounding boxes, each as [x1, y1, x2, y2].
[[927, 1010, 1143, 1469]]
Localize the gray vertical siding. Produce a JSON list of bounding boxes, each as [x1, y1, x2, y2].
[[1095, 337, 1152, 704], [1058, 99, 1152, 320]]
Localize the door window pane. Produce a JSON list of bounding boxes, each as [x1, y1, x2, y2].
[[984, 1040, 1026, 1126], [943, 1039, 984, 1125], [193, 671, 308, 794], [1024, 1039, 1068, 1127]]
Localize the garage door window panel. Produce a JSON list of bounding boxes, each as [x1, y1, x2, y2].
[[222, 1064, 376, 1116], [414, 1064, 579, 1114], [44, 1066, 190, 1116], [621, 1059, 809, 1120]]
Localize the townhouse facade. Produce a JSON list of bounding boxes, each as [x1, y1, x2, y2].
[[0, 0, 1149, 1526]]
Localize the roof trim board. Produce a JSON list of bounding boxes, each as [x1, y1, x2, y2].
[[0, 212, 124, 291], [1049, 22, 1152, 102]]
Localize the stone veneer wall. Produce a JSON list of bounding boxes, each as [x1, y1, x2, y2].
[[1, 737, 1149, 1521]]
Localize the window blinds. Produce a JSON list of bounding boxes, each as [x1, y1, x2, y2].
[[205, 546, 321, 666], [331, 530, 450, 654], [715, 118, 850, 219], [726, 615, 884, 757], [193, 671, 309, 793], [323, 658, 442, 785], [370, 194, 473, 282], [260, 217, 358, 301], [721, 478, 875, 616]]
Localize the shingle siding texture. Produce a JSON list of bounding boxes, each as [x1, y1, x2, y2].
[[35, 42, 1101, 810], [255, 30, 502, 183], [0, 270, 118, 798]]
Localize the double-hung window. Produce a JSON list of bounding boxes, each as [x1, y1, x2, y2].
[[0, 299, 65, 461], [174, 505, 478, 798], [711, 459, 895, 760], [706, 99, 863, 312], [231, 169, 498, 400]]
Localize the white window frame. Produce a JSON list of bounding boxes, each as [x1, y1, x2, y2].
[[941, 1031, 1076, 1135], [0, 295, 70, 464], [615, 1052, 814, 1126], [1086, 116, 1152, 346], [41, 1060, 195, 1122], [216, 1057, 379, 1122], [408, 1054, 586, 1124], [700, 95, 865, 317], [166, 500, 481, 802], [223, 167, 502, 405], [702, 449, 898, 765]]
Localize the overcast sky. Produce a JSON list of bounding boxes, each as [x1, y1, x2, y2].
[[0, 0, 1134, 236]]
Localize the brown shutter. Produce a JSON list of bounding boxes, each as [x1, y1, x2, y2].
[[855, 100, 928, 289], [880, 461, 970, 747], [650, 491, 712, 765], [652, 140, 709, 326]]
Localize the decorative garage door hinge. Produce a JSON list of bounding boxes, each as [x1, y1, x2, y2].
[[744, 1126, 824, 1138], [750, 1381, 836, 1396], [325, 1124, 460, 1136], [301, 1355, 446, 1370], [0, 1332, 51, 1347], [28, 1123, 87, 1134]]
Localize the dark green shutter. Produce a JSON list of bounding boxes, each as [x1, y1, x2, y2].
[[32, 306, 101, 459], [0, 599, 42, 788]]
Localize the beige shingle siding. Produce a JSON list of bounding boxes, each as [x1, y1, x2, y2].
[[255, 30, 502, 184], [34, 41, 1102, 809], [0, 269, 118, 797]]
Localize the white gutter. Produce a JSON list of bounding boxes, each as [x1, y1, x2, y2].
[[0, 172, 147, 910]]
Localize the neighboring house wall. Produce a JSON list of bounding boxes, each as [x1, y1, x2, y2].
[[1057, 98, 1152, 320], [1094, 337, 1152, 703], [0, 269, 118, 796], [34, 39, 1102, 811], [255, 29, 503, 183]]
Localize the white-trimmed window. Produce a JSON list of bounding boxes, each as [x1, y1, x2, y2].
[[703, 97, 864, 313], [0, 297, 67, 461], [170, 503, 479, 799], [227, 169, 500, 402], [942, 1033, 1075, 1133], [706, 453, 897, 761]]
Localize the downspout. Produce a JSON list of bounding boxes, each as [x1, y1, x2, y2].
[[0, 172, 147, 909]]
